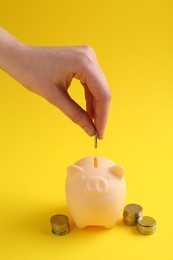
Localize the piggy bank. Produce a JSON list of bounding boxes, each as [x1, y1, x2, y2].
[[65, 156, 126, 229]]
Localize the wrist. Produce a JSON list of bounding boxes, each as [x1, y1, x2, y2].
[[0, 27, 28, 77]]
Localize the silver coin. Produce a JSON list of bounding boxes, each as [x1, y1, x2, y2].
[[137, 216, 156, 235], [124, 204, 143, 214], [137, 216, 156, 227], [94, 130, 98, 149], [123, 203, 143, 225], [50, 214, 70, 236]]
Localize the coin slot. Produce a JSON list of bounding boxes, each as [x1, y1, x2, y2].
[[94, 157, 98, 168]]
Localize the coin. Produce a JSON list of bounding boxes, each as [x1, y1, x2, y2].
[[94, 130, 98, 149], [137, 216, 156, 235], [123, 203, 143, 226], [50, 214, 70, 236]]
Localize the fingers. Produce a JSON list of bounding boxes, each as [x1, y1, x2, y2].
[[83, 83, 111, 139], [50, 87, 95, 137], [83, 83, 94, 119], [93, 95, 111, 139], [36, 45, 111, 139], [84, 65, 112, 139], [73, 46, 111, 139]]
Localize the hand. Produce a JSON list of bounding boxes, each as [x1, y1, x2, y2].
[[0, 28, 111, 138]]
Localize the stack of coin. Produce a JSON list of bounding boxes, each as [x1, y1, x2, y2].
[[123, 203, 143, 226], [137, 216, 156, 235], [50, 214, 70, 236]]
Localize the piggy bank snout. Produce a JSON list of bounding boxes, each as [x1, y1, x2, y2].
[[85, 176, 108, 194]]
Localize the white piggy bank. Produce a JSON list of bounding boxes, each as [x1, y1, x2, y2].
[[65, 156, 126, 229]]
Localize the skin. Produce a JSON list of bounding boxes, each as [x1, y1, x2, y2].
[[0, 27, 111, 139]]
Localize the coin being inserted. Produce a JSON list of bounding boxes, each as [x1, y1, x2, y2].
[[50, 214, 70, 236], [123, 203, 143, 226], [137, 216, 156, 235], [94, 130, 98, 149]]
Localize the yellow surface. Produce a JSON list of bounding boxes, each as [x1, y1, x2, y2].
[[0, 0, 173, 259]]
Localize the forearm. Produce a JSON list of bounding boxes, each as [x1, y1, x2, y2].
[[0, 27, 26, 77]]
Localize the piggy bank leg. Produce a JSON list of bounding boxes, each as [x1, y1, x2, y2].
[[104, 223, 115, 229], [74, 222, 87, 229], [104, 225, 114, 229]]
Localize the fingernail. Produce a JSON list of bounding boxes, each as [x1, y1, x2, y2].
[[99, 131, 104, 139], [84, 127, 94, 137]]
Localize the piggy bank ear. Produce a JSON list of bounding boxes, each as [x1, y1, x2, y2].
[[109, 165, 124, 180], [67, 165, 83, 177]]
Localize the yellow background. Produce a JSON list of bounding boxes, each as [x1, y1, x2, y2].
[[0, 0, 173, 259]]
